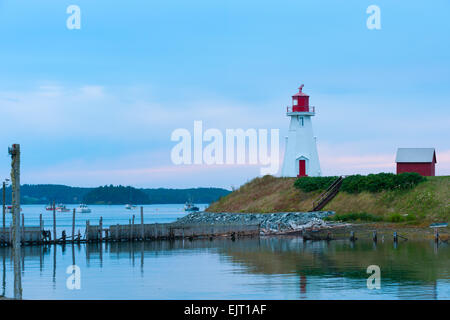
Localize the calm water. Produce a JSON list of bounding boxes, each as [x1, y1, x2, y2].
[[1, 205, 449, 300]]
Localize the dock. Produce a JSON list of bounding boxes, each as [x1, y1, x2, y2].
[[0, 213, 260, 246]]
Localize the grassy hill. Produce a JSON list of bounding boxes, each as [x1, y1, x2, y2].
[[207, 175, 449, 222]]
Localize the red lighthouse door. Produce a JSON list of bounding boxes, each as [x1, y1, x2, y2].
[[298, 160, 307, 177]]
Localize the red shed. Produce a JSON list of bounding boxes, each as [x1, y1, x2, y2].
[[395, 148, 437, 176]]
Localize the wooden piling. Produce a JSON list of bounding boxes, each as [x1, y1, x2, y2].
[[140, 207, 144, 240], [77, 230, 81, 243], [129, 219, 132, 241], [99, 217, 103, 243], [372, 231, 377, 243], [350, 231, 356, 241], [132, 215, 135, 241], [72, 208, 76, 242], [39, 214, 43, 243], [2, 181, 5, 229], [52, 201, 56, 244], [9, 143, 22, 299], [61, 230, 66, 244], [9, 222, 12, 246], [21, 214, 25, 244], [86, 220, 90, 242], [394, 232, 398, 243], [434, 228, 439, 243]]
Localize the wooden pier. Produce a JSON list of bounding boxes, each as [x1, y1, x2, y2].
[[0, 212, 260, 246]]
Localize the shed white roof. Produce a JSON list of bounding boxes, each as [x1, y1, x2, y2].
[[395, 148, 436, 163]]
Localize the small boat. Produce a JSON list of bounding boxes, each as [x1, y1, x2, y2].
[[125, 204, 137, 210], [56, 204, 70, 212], [429, 222, 448, 228], [6, 206, 22, 213], [45, 205, 53, 211], [184, 200, 199, 212], [76, 204, 91, 213]]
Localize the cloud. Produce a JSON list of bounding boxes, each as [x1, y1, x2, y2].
[[1, 83, 448, 187]]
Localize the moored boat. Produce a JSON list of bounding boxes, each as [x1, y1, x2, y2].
[[7, 205, 22, 213], [76, 204, 91, 213], [184, 200, 199, 212], [429, 222, 448, 228], [56, 204, 70, 212]]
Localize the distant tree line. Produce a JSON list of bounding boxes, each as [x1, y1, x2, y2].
[[2, 184, 230, 205]]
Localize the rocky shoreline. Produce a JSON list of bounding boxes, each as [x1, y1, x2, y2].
[[174, 212, 449, 240], [175, 211, 337, 234]]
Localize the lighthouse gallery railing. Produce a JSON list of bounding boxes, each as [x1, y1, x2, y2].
[[286, 106, 315, 113]]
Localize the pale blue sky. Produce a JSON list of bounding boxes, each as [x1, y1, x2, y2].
[[0, 0, 449, 188]]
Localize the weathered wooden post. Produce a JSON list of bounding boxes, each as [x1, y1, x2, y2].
[[9, 222, 12, 246], [132, 215, 135, 241], [52, 200, 56, 244], [434, 228, 439, 243], [39, 213, 43, 244], [77, 230, 81, 243], [72, 208, 76, 243], [21, 213, 25, 244], [140, 207, 144, 240], [394, 232, 398, 243], [99, 217, 103, 243], [86, 220, 90, 242], [350, 231, 356, 242], [61, 230, 66, 244], [129, 218, 132, 241], [372, 231, 377, 243], [2, 181, 5, 229], [8, 143, 22, 299]]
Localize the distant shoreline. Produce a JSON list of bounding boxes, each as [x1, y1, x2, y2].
[[2, 184, 230, 206]]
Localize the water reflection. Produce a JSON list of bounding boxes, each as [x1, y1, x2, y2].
[[0, 237, 449, 299]]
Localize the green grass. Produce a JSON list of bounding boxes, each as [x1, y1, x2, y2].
[[294, 172, 426, 193], [324, 212, 383, 222], [324, 212, 419, 223]]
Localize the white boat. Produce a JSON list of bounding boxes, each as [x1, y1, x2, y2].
[[6, 206, 22, 213], [184, 200, 199, 212], [56, 204, 70, 212], [125, 204, 137, 210], [76, 204, 91, 213]]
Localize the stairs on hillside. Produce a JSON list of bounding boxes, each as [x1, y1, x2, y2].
[[310, 176, 343, 212]]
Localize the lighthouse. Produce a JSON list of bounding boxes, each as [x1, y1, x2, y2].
[[281, 85, 321, 177]]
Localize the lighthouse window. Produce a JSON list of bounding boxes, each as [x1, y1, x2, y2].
[[293, 98, 298, 106], [299, 117, 304, 126]]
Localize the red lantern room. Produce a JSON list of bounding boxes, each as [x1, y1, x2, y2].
[[292, 84, 309, 112]]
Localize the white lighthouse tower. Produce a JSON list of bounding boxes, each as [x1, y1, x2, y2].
[[281, 84, 321, 177]]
